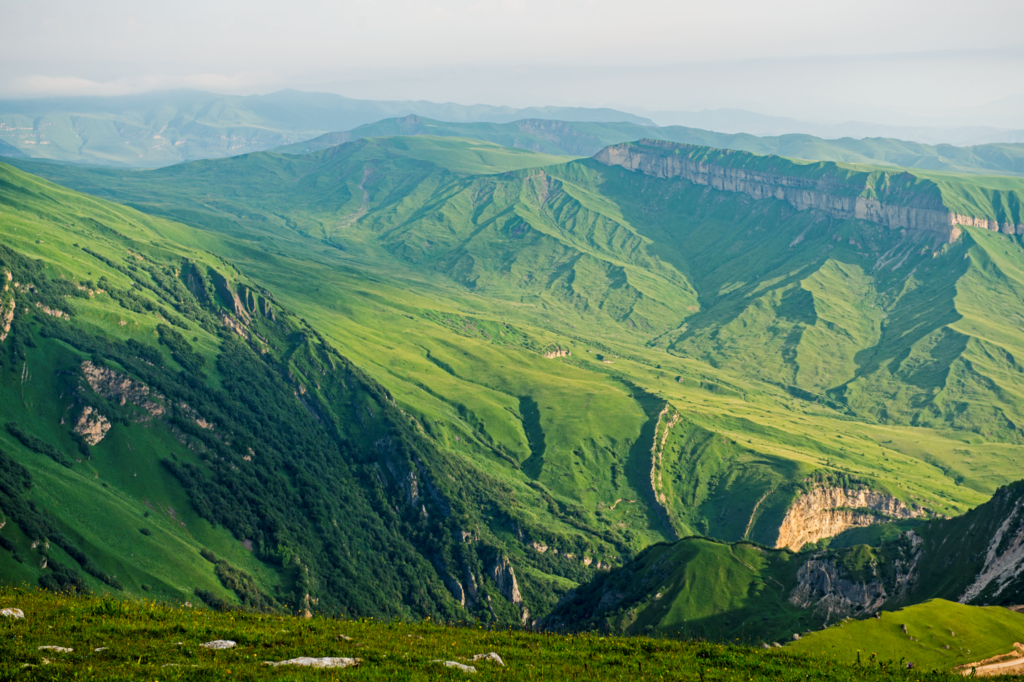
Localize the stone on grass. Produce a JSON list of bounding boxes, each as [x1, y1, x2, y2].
[[94, 647, 108, 652], [337, 634, 354, 641], [1, 608, 24, 619], [470, 652, 505, 666], [433, 660, 476, 673], [263, 657, 361, 668], [38, 646, 73, 653], [792, 633, 801, 641], [200, 640, 236, 650]]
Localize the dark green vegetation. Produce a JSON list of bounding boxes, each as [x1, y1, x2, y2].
[[278, 114, 1024, 175], [790, 599, 1024, 672], [0, 91, 650, 167], [6, 122, 1024, 653], [0, 586, 978, 681]]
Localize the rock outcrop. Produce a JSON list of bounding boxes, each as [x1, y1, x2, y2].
[[34, 302, 68, 320], [594, 140, 1023, 242], [82, 361, 165, 418], [0, 269, 13, 343], [788, 531, 924, 624], [774, 486, 924, 550], [490, 555, 523, 606], [73, 406, 111, 446], [264, 658, 360, 668]]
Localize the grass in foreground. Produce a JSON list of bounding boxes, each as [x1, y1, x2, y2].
[[0, 587, 985, 681]]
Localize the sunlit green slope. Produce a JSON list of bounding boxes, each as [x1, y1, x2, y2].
[[789, 599, 1024, 672], [0, 161, 648, 624], [10, 134, 1024, 631]]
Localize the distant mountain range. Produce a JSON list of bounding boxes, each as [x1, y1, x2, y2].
[[4, 89, 1024, 169], [277, 115, 1024, 176], [0, 89, 653, 167]]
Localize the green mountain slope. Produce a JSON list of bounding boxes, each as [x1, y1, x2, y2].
[[277, 115, 1024, 176], [0, 161, 634, 623], [8, 133, 1024, 628]]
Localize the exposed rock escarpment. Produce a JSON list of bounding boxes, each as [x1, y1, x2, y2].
[[774, 486, 923, 550], [648, 406, 681, 540], [788, 531, 924, 623], [490, 555, 523, 606], [0, 270, 14, 342], [82, 361, 165, 418], [34, 302, 68, 320], [960, 491, 1024, 603], [594, 140, 1024, 242]]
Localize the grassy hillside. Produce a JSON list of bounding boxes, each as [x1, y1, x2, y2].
[[12, 138, 1024, 522], [789, 599, 1024, 672], [0, 586, 967, 681], [0, 160, 644, 625], [9, 130, 1024, 632], [547, 538, 813, 643], [277, 115, 1024, 176]]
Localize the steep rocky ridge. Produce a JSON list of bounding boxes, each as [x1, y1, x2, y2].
[[594, 140, 1024, 241]]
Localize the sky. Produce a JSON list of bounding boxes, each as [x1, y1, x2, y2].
[[3, 0, 1023, 127]]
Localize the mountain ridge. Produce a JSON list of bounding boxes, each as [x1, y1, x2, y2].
[[276, 115, 1024, 177]]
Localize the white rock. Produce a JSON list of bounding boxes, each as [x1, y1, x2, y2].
[[1, 608, 24, 619], [471, 652, 505, 666], [263, 657, 361, 668], [94, 647, 108, 652], [38, 646, 73, 653], [433, 660, 476, 673], [199, 640, 236, 649]]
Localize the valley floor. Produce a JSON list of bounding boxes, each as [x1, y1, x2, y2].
[[0, 587, 989, 681]]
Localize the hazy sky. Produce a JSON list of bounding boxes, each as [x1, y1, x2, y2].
[[3, 0, 1023, 126]]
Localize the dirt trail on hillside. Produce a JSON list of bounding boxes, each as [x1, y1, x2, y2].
[[959, 644, 1024, 676]]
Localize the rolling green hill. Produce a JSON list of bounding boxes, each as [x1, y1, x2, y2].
[[789, 600, 1024, 672], [6, 131, 1024, 640], [276, 115, 1024, 176]]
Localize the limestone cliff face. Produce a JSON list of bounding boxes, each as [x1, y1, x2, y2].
[[594, 140, 1023, 242], [774, 486, 923, 551]]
